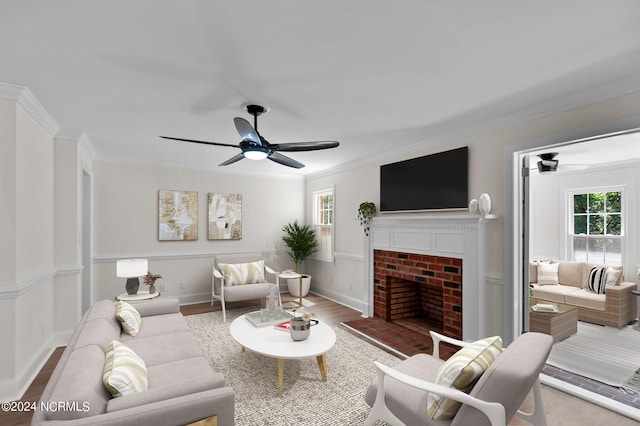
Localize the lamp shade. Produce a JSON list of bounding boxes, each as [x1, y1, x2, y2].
[[116, 259, 148, 278]]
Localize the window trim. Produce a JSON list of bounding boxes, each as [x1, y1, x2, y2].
[[311, 186, 335, 263], [562, 183, 633, 270]]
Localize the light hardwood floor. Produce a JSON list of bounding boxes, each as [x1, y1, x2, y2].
[[2, 294, 635, 425]]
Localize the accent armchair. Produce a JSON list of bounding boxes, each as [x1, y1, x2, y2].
[[365, 331, 553, 426], [212, 253, 280, 322]]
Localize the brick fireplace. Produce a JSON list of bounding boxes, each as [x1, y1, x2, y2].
[[374, 250, 463, 339], [365, 214, 494, 341]]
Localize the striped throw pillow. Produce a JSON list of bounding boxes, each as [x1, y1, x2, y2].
[[536, 262, 559, 285], [219, 261, 266, 286], [427, 336, 503, 420], [103, 340, 148, 397], [588, 266, 606, 294], [116, 301, 141, 336]]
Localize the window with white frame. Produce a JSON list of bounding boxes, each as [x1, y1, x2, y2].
[[569, 188, 623, 265], [313, 188, 334, 261]]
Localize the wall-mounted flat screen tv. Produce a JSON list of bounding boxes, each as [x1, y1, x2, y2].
[[380, 146, 468, 212]]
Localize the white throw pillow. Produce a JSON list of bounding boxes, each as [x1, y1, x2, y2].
[[427, 336, 503, 420], [116, 301, 141, 336], [536, 262, 559, 285], [103, 340, 148, 397], [605, 267, 622, 287], [219, 261, 266, 286]]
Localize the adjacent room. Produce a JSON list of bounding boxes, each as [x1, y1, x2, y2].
[[2, 2, 640, 425]]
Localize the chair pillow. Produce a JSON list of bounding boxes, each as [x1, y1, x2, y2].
[[116, 301, 141, 336], [219, 260, 266, 286], [536, 262, 559, 285], [427, 336, 503, 420], [588, 266, 606, 294], [103, 340, 148, 397]]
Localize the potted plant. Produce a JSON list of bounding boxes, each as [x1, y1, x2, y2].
[[282, 220, 319, 297], [358, 201, 376, 236]]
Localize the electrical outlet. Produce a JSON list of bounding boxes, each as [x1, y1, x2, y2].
[[180, 281, 187, 289], [159, 283, 166, 292]]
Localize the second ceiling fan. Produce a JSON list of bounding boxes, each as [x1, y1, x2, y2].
[[161, 104, 339, 169]]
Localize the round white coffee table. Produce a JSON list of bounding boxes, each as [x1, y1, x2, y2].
[[229, 314, 337, 396]]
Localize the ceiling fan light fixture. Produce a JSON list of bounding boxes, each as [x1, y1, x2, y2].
[[536, 152, 559, 173], [244, 146, 269, 160]]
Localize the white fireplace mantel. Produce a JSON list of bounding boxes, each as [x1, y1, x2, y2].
[[364, 213, 497, 341]]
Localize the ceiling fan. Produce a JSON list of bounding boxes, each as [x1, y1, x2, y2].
[[161, 104, 339, 169], [534, 152, 589, 173]]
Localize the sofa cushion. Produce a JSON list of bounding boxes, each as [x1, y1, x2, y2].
[[536, 262, 559, 285], [427, 336, 503, 420], [564, 288, 606, 311], [531, 283, 581, 304], [116, 301, 142, 336], [45, 345, 110, 420], [119, 312, 190, 342], [73, 318, 120, 351], [106, 357, 226, 413], [219, 260, 266, 285], [557, 261, 583, 288], [103, 340, 149, 397], [123, 331, 204, 367]]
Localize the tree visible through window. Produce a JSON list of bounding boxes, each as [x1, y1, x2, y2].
[[570, 190, 622, 265], [313, 189, 334, 261]]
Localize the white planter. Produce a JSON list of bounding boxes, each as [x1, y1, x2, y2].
[[287, 275, 311, 297]]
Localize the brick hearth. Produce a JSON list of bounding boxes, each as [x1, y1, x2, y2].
[[373, 249, 463, 339]]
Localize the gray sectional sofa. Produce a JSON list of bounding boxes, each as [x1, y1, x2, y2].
[[32, 298, 234, 426]]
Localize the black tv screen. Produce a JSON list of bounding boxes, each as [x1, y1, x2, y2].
[[380, 147, 468, 212]]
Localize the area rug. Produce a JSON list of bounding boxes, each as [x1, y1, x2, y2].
[[546, 322, 640, 393], [184, 308, 400, 425]]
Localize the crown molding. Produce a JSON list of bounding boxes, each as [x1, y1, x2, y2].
[[0, 82, 60, 136], [55, 129, 97, 159]]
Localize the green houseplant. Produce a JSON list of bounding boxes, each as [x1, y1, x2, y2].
[[282, 221, 319, 297], [357, 202, 376, 236]]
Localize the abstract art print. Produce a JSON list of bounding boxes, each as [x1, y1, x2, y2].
[[208, 192, 242, 240], [158, 189, 198, 240]]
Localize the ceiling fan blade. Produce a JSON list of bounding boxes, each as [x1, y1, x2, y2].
[[271, 141, 339, 152], [234, 117, 262, 146], [219, 153, 245, 166], [160, 136, 239, 149], [268, 151, 305, 169]]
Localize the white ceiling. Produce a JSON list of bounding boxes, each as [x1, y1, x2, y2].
[[2, 1, 640, 175]]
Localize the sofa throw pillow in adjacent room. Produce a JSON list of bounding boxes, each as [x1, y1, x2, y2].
[[588, 266, 607, 294], [116, 301, 142, 336], [536, 262, 559, 285], [427, 336, 503, 420], [103, 340, 148, 397], [605, 266, 622, 287], [219, 260, 266, 286]]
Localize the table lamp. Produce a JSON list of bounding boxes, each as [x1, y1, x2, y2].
[[117, 259, 148, 295]]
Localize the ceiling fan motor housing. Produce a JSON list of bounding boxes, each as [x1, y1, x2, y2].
[[537, 152, 559, 172]]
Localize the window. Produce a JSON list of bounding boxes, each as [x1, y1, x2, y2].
[[313, 188, 334, 261], [569, 189, 623, 265]]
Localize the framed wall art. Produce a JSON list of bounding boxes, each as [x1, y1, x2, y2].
[[158, 189, 198, 241], [208, 192, 242, 240]]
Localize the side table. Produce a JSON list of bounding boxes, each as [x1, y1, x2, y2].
[[279, 271, 302, 309], [116, 290, 161, 301]]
